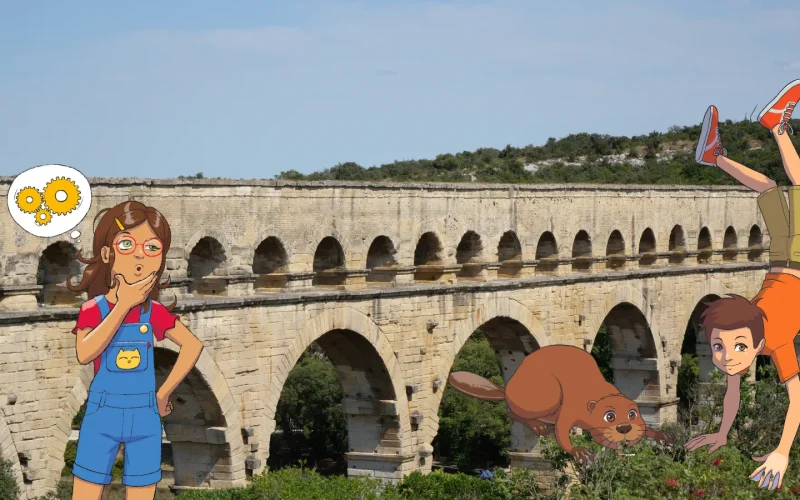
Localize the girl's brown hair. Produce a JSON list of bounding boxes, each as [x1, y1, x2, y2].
[[700, 294, 765, 346], [67, 201, 175, 312]]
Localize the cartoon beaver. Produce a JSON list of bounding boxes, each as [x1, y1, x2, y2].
[[448, 344, 672, 464]]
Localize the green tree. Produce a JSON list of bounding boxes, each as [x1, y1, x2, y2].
[[435, 329, 510, 472], [269, 345, 348, 474], [591, 325, 614, 383]]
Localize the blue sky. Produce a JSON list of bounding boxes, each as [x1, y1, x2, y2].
[[2, 0, 800, 179]]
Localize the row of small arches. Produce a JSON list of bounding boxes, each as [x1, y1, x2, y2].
[[37, 224, 764, 296]]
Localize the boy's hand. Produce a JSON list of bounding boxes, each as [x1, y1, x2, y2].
[[685, 432, 727, 453], [751, 451, 788, 490]]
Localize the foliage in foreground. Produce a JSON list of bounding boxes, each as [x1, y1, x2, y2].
[[536, 363, 800, 499], [170, 466, 543, 500]]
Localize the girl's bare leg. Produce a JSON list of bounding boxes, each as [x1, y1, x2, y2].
[[772, 124, 800, 185], [716, 155, 777, 193], [126, 483, 157, 500], [72, 476, 103, 500]]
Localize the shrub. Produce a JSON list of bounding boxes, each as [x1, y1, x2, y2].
[[168, 466, 544, 500], [537, 363, 800, 499], [0, 454, 20, 500]]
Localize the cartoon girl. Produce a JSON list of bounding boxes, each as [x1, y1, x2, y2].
[[67, 201, 203, 500]]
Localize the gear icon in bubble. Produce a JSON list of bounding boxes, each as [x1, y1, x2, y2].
[[15, 187, 43, 213], [43, 176, 81, 215], [34, 207, 53, 226]]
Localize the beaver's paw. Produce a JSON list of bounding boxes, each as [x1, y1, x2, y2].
[[570, 447, 594, 465], [651, 430, 673, 446], [529, 421, 552, 436]]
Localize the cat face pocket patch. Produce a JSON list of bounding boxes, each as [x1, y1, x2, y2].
[[106, 341, 149, 373], [116, 347, 141, 369]]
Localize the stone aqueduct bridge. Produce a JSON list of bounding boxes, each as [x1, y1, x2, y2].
[[0, 177, 774, 498]]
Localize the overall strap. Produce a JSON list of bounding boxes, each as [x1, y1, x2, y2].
[[140, 298, 153, 323], [95, 295, 111, 320]]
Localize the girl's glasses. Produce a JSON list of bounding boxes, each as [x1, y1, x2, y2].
[[113, 235, 163, 257]]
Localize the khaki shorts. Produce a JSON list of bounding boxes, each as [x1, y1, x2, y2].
[[757, 187, 790, 265]]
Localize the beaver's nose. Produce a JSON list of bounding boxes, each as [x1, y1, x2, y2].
[[616, 423, 632, 434]]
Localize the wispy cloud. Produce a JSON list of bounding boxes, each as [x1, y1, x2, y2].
[[774, 60, 800, 71]]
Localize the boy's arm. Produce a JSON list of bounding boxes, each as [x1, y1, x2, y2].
[[685, 374, 740, 452], [749, 374, 800, 490], [718, 373, 742, 437], [773, 374, 800, 456]]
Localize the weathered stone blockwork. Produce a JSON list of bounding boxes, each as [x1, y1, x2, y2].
[[0, 178, 769, 498]]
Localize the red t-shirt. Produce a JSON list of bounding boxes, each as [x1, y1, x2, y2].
[[72, 297, 180, 374]]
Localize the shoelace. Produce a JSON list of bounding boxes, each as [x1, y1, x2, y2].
[[713, 127, 727, 156], [779, 102, 796, 135]]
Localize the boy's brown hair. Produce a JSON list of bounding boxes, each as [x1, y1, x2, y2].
[[700, 294, 766, 345]]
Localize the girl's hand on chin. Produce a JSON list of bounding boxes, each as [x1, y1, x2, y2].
[[114, 272, 157, 310]]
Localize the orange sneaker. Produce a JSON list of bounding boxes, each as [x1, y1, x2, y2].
[[758, 80, 800, 134], [695, 105, 727, 166]]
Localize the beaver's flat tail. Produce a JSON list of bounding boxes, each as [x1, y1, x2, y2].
[[448, 372, 506, 401]]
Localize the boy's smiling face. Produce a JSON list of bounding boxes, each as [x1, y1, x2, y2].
[[709, 327, 764, 375]]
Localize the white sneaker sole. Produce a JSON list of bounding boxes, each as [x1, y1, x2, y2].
[[696, 106, 716, 166], [758, 79, 800, 121]]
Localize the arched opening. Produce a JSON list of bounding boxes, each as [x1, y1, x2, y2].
[[456, 231, 483, 264], [313, 237, 346, 287], [697, 227, 713, 264], [668, 225, 686, 264], [605, 230, 626, 270], [37, 241, 82, 305], [497, 231, 522, 263], [188, 236, 228, 295], [154, 349, 241, 489], [723, 226, 738, 261], [497, 231, 523, 278], [414, 232, 445, 282], [748, 225, 763, 261], [535, 232, 559, 274], [436, 318, 540, 473], [269, 330, 401, 478], [638, 228, 657, 266], [678, 295, 720, 423], [594, 303, 660, 425], [571, 230, 592, 272], [253, 236, 289, 291], [366, 236, 398, 285], [456, 231, 484, 280]]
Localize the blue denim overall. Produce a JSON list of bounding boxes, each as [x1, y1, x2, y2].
[[72, 295, 163, 486]]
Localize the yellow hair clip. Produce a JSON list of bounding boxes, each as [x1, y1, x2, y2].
[[115, 217, 124, 230]]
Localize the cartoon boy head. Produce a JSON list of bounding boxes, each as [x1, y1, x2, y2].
[[700, 294, 766, 376]]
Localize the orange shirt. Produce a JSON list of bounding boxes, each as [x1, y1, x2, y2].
[[752, 273, 800, 383]]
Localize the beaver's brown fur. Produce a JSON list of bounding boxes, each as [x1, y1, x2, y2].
[[448, 345, 672, 463]]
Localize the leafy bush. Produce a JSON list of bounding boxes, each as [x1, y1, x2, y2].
[[536, 363, 800, 498], [0, 454, 20, 500], [173, 466, 543, 500]]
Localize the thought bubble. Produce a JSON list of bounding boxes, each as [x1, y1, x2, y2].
[[7, 165, 92, 238]]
